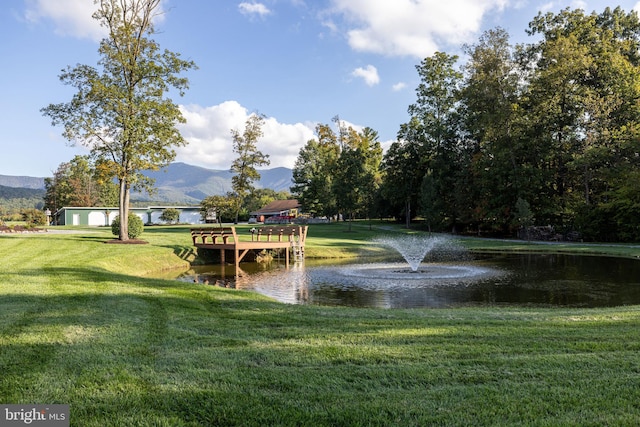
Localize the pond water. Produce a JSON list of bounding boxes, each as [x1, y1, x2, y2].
[[176, 252, 640, 309]]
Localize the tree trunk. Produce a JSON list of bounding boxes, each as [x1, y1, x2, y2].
[[583, 164, 591, 205], [234, 195, 242, 224], [405, 199, 411, 229], [118, 178, 129, 241]]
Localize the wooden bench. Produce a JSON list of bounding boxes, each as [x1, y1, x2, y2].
[[190, 227, 237, 245]]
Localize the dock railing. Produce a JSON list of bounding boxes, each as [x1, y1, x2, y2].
[[190, 225, 308, 275]]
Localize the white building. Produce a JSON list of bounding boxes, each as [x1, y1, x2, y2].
[[53, 206, 203, 226]]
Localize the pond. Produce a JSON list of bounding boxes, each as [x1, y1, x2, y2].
[[176, 252, 640, 309]]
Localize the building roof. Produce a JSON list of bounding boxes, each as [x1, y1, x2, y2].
[[251, 199, 300, 216]]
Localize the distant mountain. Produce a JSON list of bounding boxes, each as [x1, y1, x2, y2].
[[0, 185, 45, 199], [0, 185, 45, 211], [0, 162, 293, 205], [0, 175, 45, 190], [134, 162, 293, 203]]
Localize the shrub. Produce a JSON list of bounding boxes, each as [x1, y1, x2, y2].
[[22, 208, 47, 226], [111, 213, 144, 239], [159, 208, 180, 224]]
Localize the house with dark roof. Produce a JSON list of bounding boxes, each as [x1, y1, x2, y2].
[[249, 199, 301, 223]]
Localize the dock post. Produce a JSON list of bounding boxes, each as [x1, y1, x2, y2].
[[235, 248, 240, 276]]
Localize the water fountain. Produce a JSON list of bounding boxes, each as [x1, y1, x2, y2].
[[328, 234, 497, 290], [375, 234, 452, 272], [374, 234, 447, 271]]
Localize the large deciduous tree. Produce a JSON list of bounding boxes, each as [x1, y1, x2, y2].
[[291, 124, 339, 218], [356, 126, 383, 225], [380, 123, 424, 228], [41, 0, 196, 240], [230, 113, 270, 223], [332, 125, 383, 230], [460, 28, 530, 233], [385, 52, 464, 229]]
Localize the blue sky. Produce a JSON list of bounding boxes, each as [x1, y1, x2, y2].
[[2, 0, 640, 177]]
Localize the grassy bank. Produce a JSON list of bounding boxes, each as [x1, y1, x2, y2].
[[302, 221, 640, 259], [2, 225, 640, 425]]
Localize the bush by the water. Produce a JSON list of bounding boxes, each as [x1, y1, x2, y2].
[[111, 213, 144, 239]]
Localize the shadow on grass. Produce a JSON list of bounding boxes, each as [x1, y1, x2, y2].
[[142, 225, 194, 234], [4, 263, 640, 425]]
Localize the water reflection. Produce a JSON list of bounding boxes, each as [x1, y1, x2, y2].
[[175, 253, 640, 309]]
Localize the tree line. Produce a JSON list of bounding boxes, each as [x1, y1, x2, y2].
[[291, 7, 640, 241]]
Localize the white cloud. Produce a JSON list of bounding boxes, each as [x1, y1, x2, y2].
[[539, 2, 556, 13], [351, 65, 380, 86], [23, 0, 166, 41], [177, 101, 316, 170], [572, 1, 587, 9], [321, 19, 338, 33], [329, 0, 508, 58], [392, 82, 407, 91], [24, 0, 104, 41], [238, 2, 272, 18]]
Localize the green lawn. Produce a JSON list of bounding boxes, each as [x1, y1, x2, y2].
[[2, 223, 640, 426]]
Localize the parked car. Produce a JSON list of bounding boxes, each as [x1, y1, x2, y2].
[[264, 215, 294, 224]]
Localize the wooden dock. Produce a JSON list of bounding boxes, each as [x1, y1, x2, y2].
[[190, 225, 308, 275]]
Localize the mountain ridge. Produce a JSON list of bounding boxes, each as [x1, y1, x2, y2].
[[0, 162, 293, 204], [0, 175, 45, 190]]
